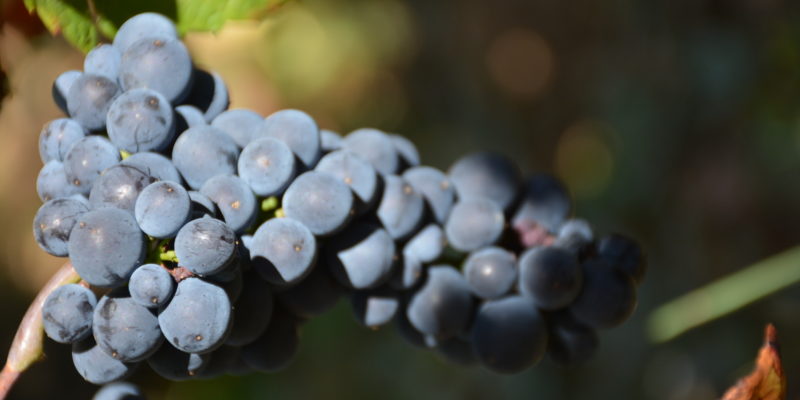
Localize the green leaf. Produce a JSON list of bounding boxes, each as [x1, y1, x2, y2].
[[25, 0, 288, 53]]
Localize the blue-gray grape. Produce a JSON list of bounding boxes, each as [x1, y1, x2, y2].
[[342, 128, 399, 175], [320, 129, 343, 152], [225, 271, 273, 346], [112, 12, 178, 53], [158, 277, 232, 354], [175, 104, 207, 128], [121, 151, 182, 183], [327, 223, 395, 290], [135, 180, 191, 238], [171, 125, 239, 190], [512, 174, 571, 233], [106, 88, 175, 153], [406, 265, 473, 344], [596, 233, 646, 285], [72, 338, 136, 385], [463, 246, 517, 300], [38, 118, 86, 163], [276, 264, 343, 318], [212, 109, 262, 149], [93, 382, 144, 400], [282, 171, 353, 236], [402, 166, 455, 224], [518, 246, 582, 310], [33, 197, 89, 256], [84, 44, 121, 82], [376, 175, 425, 240], [351, 288, 399, 328], [119, 37, 193, 103], [68, 208, 145, 288], [444, 198, 505, 252], [52, 70, 81, 114], [570, 258, 637, 329], [88, 164, 156, 214], [471, 296, 548, 374], [199, 174, 257, 233], [315, 150, 378, 211], [148, 343, 210, 381], [129, 264, 175, 308], [66, 74, 120, 131], [257, 109, 321, 169], [37, 160, 81, 202], [63, 136, 121, 196], [448, 152, 522, 211], [238, 137, 296, 197], [181, 70, 229, 122], [93, 290, 163, 362], [250, 217, 317, 286], [390, 134, 420, 169], [42, 284, 97, 344], [174, 217, 237, 276]]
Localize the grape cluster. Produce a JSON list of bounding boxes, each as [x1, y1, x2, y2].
[[32, 12, 645, 398]]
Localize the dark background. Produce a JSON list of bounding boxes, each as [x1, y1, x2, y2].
[[3, 0, 800, 398]]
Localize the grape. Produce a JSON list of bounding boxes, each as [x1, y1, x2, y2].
[[257, 109, 321, 169], [42, 284, 96, 344], [33, 197, 89, 256], [159, 277, 232, 354], [570, 259, 637, 329], [238, 137, 296, 197], [596, 233, 646, 284], [392, 224, 445, 290], [129, 264, 175, 308], [37, 161, 81, 202], [52, 70, 81, 114], [314, 150, 378, 210], [67, 74, 120, 131], [282, 171, 353, 236], [320, 129, 343, 152], [72, 338, 136, 385], [171, 125, 239, 190], [376, 175, 425, 240], [547, 313, 598, 365], [89, 164, 156, 214], [209, 266, 244, 303], [93, 290, 163, 362], [435, 337, 476, 366], [106, 88, 175, 153], [394, 303, 427, 349], [341, 128, 399, 175], [518, 246, 582, 310], [38, 118, 86, 163], [250, 217, 317, 286], [471, 296, 548, 374], [113, 12, 178, 53], [212, 109, 262, 149], [327, 223, 395, 290], [512, 174, 571, 233], [448, 152, 522, 211], [402, 166, 455, 224], [225, 271, 273, 346], [188, 191, 218, 219], [69, 208, 145, 288], [148, 343, 210, 381], [390, 134, 420, 169], [120, 37, 193, 103], [241, 308, 300, 372], [555, 218, 593, 252], [351, 288, 399, 328], [84, 44, 121, 82], [93, 382, 144, 400], [174, 218, 237, 276], [175, 105, 207, 128], [276, 264, 343, 318], [406, 265, 473, 344], [444, 198, 505, 252], [135, 181, 191, 238], [463, 246, 517, 300], [121, 151, 182, 183], [63, 136, 121, 196], [199, 174, 257, 233], [182, 70, 229, 121]]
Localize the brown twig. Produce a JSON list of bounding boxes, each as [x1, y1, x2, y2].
[[0, 263, 81, 400]]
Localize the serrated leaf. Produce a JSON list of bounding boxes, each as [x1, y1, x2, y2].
[[26, 0, 288, 53]]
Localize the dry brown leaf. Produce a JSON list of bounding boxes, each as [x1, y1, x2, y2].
[[721, 324, 786, 400]]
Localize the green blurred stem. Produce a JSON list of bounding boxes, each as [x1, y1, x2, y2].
[[0, 263, 81, 400], [648, 245, 800, 343]]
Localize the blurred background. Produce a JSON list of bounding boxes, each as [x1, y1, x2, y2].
[[2, 0, 800, 398]]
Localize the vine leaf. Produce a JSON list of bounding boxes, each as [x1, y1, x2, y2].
[[721, 324, 786, 400], [23, 0, 288, 53]]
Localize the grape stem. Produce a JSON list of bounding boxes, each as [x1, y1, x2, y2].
[[0, 262, 81, 400]]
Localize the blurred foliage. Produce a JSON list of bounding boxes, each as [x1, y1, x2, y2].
[[5, 0, 800, 399], [23, 0, 287, 52]]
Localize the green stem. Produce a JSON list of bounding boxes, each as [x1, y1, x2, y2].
[[160, 250, 179, 263], [648, 245, 800, 343]]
